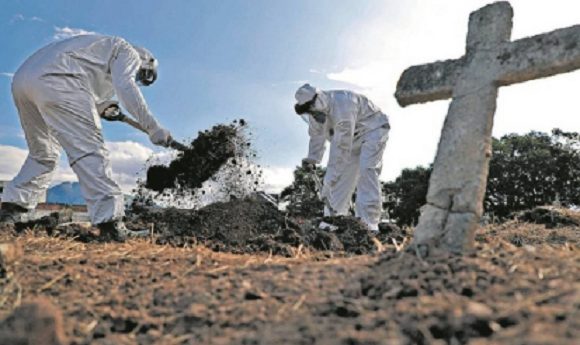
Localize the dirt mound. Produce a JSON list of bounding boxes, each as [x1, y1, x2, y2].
[[130, 198, 397, 256], [13, 212, 70, 234], [514, 206, 580, 228], [480, 223, 580, 247], [140, 197, 286, 251]]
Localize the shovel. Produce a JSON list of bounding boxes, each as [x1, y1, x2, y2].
[[98, 102, 188, 151]]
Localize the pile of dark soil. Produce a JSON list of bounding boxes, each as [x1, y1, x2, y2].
[[514, 206, 580, 228], [130, 197, 403, 256], [13, 211, 71, 234], [135, 197, 286, 251], [478, 220, 579, 247], [145, 120, 246, 192]]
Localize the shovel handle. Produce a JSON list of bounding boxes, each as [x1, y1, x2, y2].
[[102, 109, 187, 151]]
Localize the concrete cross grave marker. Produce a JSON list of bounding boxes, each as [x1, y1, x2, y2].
[[395, 1, 580, 253]]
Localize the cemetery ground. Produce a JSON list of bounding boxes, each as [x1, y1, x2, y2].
[[0, 207, 577, 345]]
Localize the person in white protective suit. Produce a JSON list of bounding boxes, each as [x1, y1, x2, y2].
[[294, 84, 390, 232], [0, 34, 174, 241]]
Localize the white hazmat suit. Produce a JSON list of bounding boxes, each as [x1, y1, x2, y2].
[[297, 84, 390, 231], [2, 35, 169, 225]]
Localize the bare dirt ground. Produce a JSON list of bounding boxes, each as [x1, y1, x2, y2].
[[0, 212, 578, 345]]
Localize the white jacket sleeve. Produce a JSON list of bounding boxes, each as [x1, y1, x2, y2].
[[110, 39, 161, 134], [306, 118, 327, 164]]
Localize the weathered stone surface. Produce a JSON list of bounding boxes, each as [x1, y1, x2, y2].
[[498, 25, 580, 86], [441, 212, 478, 253], [395, 59, 464, 106], [395, 1, 580, 253], [466, 1, 513, 50], [0, 298, 67, 345], [412, 204, 447, 244]]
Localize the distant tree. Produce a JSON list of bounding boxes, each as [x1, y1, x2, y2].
[[384, 129, 580, 226], [382, 166, 431, 227], [280, 165, 326, 218], [485, 129, 580, 218]]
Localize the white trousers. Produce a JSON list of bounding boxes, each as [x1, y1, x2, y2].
[[2, 72, 124, 224], [324, 126, 389, 230]]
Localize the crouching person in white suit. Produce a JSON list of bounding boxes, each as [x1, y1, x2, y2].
[[294, 84, 390, 232]]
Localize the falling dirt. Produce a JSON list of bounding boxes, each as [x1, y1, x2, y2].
[[144, 120, 251, 193]]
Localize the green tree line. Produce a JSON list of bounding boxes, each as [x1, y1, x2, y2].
[[383, 129, 580, 226]]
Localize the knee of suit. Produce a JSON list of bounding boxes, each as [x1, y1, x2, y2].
[[357, 194, 382, 206], [31, 155, 59, 170]]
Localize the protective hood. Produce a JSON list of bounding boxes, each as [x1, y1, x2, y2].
[[133, 46, 158, 70], [133, 45, 158, 86], [295, 83, 319, 105]]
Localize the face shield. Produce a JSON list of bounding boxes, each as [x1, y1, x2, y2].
[[294, 94, 326, 124], [136, 66, 157, 86], [294, 95, 317, 115]]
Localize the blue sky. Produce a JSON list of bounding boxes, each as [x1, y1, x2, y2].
[[2, 0, 580, 192], [0, 1, 377, 157]]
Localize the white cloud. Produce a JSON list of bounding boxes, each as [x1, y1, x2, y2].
[[0, 72, 14, 79], [9, 14, 44, 24], [0, 145, 27, 180], [53, 26, 97, 40], [261, 166, 294, 194]]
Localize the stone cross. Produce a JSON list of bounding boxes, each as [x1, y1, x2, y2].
[[395, 1, 580, 253]]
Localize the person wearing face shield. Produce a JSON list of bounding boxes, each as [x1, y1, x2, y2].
[[294, 84, 390, 232], [0, 34, 173, 241]]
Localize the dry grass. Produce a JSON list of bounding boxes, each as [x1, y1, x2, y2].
[[0, 213, 578, 344]]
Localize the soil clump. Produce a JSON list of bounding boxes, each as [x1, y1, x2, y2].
[[13, 211, 70, 235], [0, 298, 67, 345], [144, 120, 249, 193]]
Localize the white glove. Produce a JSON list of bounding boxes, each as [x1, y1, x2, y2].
[[149, 127, 173, 147], [301, 158, 317, 171]]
